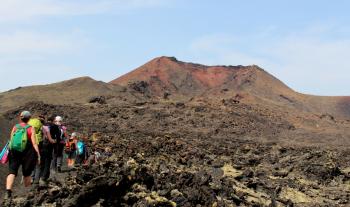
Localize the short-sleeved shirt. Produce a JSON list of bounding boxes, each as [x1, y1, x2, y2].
[[12, 123, 33, 142], [42, 125, 50, 138]]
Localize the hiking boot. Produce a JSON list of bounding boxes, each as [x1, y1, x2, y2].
[[3, 190, 12, 206], [39, 179, 48, 187], [31, 182, 39, 191], [32, 179, 39, 185], [57, 166, 62, 173]]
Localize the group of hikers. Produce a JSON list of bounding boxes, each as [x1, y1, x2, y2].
[[3, 111, 89, 202]]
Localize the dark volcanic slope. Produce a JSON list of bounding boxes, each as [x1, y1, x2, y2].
[[1, 101, 349, 206], [0, 76, 146, 113]]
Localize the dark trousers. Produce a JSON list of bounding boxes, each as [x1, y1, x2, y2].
[[51, 143, 64, 170], [34, 142, 53, 182]]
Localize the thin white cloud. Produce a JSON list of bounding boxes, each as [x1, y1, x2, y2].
[[0, 30, 90, 65], [265, 36, 350, 95], [0, 30, 88, 92], [0, 31, 81, 55], [189, 33, 272, 66], [0, 0, 172, 22], [0, 0, 174, 92]]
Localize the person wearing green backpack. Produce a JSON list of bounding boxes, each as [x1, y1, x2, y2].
[[4, 111, 40, 203]]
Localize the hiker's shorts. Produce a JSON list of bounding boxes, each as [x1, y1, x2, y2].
[[67, 151, 76, 159], [8, 146, 37, 177]]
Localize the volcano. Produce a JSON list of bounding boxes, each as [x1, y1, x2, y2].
[[111, 56, 350, 119], [110, 56, 293, 98]]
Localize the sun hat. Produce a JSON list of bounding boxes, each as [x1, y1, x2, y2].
[[20, 111, 32, 119], [55, 116, 63, 122]]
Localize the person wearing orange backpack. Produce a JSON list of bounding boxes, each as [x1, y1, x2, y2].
[[65, 132, 77, 167], [3, 111, 40, 203]]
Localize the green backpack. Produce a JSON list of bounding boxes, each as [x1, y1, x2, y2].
[[9, 124, 30, 152]]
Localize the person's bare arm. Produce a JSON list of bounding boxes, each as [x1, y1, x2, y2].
[[30, 127, 40, 162], [10, 127, 15, 138], [64, 129, 68, 140]]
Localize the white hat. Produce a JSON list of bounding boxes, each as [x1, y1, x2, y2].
[[55, 116, 63, 122]]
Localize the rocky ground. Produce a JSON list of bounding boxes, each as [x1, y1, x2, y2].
[[0, 100, 349, 206]]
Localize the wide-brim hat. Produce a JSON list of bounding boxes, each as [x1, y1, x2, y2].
[[20, 111, 31, 119]]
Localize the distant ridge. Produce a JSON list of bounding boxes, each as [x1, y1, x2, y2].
[[0, 76, 126, 112]]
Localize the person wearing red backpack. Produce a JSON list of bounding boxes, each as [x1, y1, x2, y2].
[[3, 111, 40, 203]]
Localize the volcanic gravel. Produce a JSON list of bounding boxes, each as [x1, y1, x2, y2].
[[1, 101, 349, 207]]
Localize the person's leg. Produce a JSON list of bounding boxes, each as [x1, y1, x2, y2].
[[44, 156, 53, 180], [51, 144, 58, 171], [23, 176, 33, 187], [4, 173, 16, 202], [72, 150, 77, 166], [6, 150, 20, 192], [6, 174, 16, 190], [33, 142, 44, 184], [67, 151, 74, 167], [51, 154, 57, 170], [22, 146, 38, 187], [75, 154, 83, 165], [41, 145, 53, 180], [57, 143, 64, 171], [57, 157, 62, 172], [33, 165, 41, 184]]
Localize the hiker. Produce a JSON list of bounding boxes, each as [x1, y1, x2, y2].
[[51, 116, 67, 172], [65, 132, 77, 167], [75, 138, 88, 166], [103, 147, 113, 157], [4, 111, 40, 202], [87, 149, 101, 165], [32, 115, 56, 186], [90, 147, 112, 164], [29, 115, 44, 184]]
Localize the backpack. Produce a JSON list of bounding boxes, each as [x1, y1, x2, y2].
[[28, 118, 43, 144], [76, 141, 85, 155], [9, 124, 30, 152], [49, 123, 60, 141], [65, 139, 76, 153]]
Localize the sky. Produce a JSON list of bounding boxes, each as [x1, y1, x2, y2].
[[0, 0, 349, 95]]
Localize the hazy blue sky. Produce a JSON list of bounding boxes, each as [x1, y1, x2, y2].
[[0, 0, 349, 95]]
